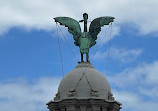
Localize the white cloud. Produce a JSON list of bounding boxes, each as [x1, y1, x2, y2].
[[92, 47, 142, 63], [110, 47, 143, 63], [108, 61, 158, 111], [114, 91, 158, 111], [97, 24, 120, 44], [109, 61, 158, 87], [0, 0, 158, 35], [0, 77, 61, 111]]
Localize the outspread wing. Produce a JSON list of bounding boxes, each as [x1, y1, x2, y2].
[[89, 16, 115, 42], [54, 17, 82, 46]]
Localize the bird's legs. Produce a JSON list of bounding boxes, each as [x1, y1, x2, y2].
[[81, 53, 90, 63], [81, 53, 84, 62], [86, 53, 90, 62]]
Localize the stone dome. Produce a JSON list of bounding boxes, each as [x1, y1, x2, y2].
[[55, 62, 112, 101]]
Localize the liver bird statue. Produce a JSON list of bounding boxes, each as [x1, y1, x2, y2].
[[54, 13, 114, 62]]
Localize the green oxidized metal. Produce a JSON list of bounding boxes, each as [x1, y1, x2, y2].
[[54, 13, 114, 62], [79, 32, 91, 54]]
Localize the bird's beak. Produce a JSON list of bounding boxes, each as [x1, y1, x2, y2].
[[79, 20, 84, 22]]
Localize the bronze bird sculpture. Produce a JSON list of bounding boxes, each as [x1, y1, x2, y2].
[[54, 13, 114, 62]]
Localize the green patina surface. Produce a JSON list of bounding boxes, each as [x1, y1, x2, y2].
[[79, 32, 90, 54], [54, 14, 114, 55], [79, 37, 89, 54]]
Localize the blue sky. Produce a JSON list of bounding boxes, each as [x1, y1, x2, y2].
[[0, 0, 158, 111]]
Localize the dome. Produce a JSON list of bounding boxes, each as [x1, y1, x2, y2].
[[55, 62, 112, 100]]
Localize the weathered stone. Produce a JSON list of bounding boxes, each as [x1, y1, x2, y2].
[[80, 105, 86, 111], [66, 106, 76, 111], [92, 106, 100, 111], [47, 63, 122, 111]]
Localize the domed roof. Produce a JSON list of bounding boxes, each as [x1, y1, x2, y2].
[[56, 62, 112, 100]]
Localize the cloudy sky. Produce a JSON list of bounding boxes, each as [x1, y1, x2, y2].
[[0, 0, 158, 111]]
